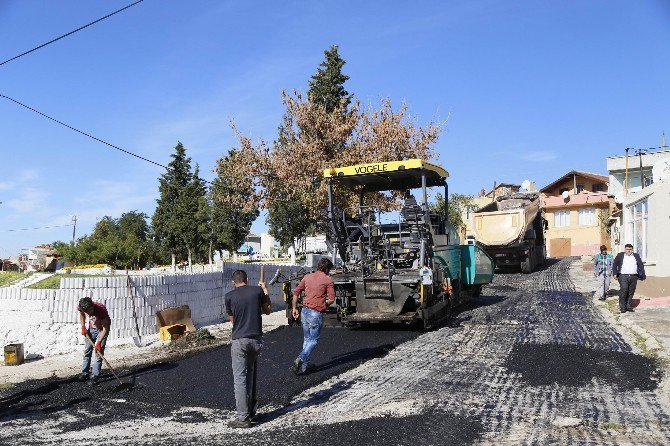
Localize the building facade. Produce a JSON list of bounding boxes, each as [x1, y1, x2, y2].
[[607, 149, 670, 298], [540, 171, 611, 257]]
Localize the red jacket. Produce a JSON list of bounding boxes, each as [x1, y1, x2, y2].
[[293, 271, 335, 313]]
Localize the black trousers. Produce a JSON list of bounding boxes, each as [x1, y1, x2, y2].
[[618, 274, 638, 310]]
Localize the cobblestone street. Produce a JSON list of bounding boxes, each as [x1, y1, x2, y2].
[[1, 258, 669, 445]]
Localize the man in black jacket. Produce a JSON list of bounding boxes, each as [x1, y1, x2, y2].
[[612, 244, 646, 313]]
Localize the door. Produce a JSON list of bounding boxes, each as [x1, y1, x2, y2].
[[550, 238, 571, 257]]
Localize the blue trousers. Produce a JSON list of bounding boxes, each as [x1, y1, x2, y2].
[[81, 328, 107, 377], [298, 307, 324, 371]]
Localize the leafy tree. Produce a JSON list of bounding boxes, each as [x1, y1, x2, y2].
[[55, 212, 156, 269], [152, 142, 192, 268], [118, 211, 153, 269], [211, 149, 259, 259], [267, 196, 313, 252], [308, 45, 352, 114], [429, 193, 478, 231]]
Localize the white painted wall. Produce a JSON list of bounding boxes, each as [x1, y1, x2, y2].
[[0, 263, 304, 359], [622, 182, 670, 277]]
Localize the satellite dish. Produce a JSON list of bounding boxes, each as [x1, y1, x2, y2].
[[521, 179, 531, 191], [561, 190, 570, 200], [652, 158, 670, 183], [614, 192, 624, 204]]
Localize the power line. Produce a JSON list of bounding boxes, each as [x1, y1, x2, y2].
[[2, 223, 73, 233], [0, 93, 214, 186], [0, 0, 145, 67], [0, 93, 169, 169]]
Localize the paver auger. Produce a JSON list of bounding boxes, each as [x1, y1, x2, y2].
[[322, 159, 495, 329]]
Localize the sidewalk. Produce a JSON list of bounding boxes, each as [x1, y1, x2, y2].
[[572, 261, 670, 360]]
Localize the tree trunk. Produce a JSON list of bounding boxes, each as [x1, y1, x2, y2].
[[208, 239, 213, 265], [171, 253, 176, 271]]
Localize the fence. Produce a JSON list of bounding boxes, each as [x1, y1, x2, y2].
[[0, 263, 305, 359]]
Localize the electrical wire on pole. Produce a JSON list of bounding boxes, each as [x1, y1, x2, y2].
[[71, 215, 78, 244], [1, 223, 74, 233]]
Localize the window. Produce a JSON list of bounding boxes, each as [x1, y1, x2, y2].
[[627, 199, 648, 260], [576, 184, 585, 193], [578, 208, 596, 226], [554, 210, 570, 227], [592, 184, 605, 192]]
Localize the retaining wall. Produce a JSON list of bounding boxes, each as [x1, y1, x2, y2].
[[0, 263, 304, 359]]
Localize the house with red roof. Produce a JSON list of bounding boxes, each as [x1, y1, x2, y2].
[[540, 170, 612, 257]]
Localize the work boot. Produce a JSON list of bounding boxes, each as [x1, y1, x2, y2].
[[78, 373, 90, 382], [228, 419, 252, 429], [89, 376, 100, 386], [626, 307, 635, 313], [290, 358, 303, 375]]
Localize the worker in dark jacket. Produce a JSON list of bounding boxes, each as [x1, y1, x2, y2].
[[612, 244, 646, 313]]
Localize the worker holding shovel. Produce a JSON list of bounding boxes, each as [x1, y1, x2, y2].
[[593, 245, 613, 301], [78, 295, 111, 385]]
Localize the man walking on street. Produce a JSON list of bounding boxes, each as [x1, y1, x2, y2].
[[291, 258, 335, 375], [225, 270, 272, 428], [612, 244, 646, 313], [77, 294, 111, 385], [593, 245, 613, 300]]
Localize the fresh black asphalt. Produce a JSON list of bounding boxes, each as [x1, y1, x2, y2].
[[0, 325, 419, 429]]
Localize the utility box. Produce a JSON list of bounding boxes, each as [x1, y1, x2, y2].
[[4, 343, 25, 366], [159, 324, 187, 342]]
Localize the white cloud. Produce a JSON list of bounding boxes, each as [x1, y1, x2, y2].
[[520, 151, 558, 162], [5, 187, 51, 215], [0, 182, 12, 190], [18, 169, 39, 182]]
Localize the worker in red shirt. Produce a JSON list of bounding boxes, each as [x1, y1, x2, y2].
[[77, 295, 111, 385], [290, 258, 335, 375]]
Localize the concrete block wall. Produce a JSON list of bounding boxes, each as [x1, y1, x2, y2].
[[0, 263, 305, 359]]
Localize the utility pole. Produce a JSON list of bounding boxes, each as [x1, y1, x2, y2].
[[636, 148, 647, 189], [71, 215, 77, 244], [624, 148, 630, 195]]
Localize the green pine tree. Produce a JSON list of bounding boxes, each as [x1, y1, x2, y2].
[[307, 45, 352, 113], [174, 164, 210, 267], [152, 142, 193, 268]]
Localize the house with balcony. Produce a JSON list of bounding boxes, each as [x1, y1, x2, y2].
[[540, 170, 611, 257], [606, 148, 670, 297]]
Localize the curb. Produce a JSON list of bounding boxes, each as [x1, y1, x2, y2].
[[592, 297, 669, 360]]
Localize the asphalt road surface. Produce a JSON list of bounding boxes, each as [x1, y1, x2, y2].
[[1, 258, 669, 445]]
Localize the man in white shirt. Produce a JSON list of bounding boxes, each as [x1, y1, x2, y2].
[[612, 244, 646, 313]]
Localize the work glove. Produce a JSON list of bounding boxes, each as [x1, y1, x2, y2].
[[95, 340, 102, 352], [81, 326, 88, 336]]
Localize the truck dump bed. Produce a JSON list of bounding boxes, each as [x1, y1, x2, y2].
[[472, 193, 539, 246]]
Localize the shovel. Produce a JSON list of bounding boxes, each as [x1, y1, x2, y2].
[[85, 334, 134, 392]]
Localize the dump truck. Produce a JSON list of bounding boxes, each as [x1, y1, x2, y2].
[[471, 192, 546, 273], [300, 159, 496, 330]]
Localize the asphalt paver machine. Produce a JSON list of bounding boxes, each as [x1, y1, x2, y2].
[[324, 159, 495, 329]]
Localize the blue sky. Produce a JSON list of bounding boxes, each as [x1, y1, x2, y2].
[[1, 0, 669, 257]]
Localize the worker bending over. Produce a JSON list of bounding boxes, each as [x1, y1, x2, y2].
[[77, 295, 111, 385]]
